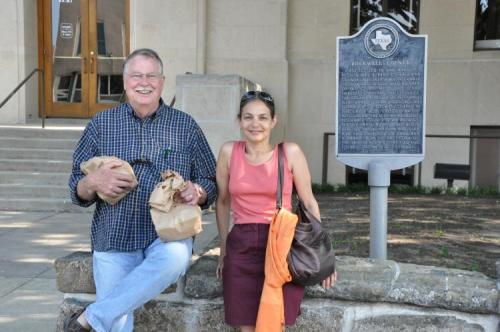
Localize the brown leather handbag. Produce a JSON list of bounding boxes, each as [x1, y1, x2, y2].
[[277, 143, 336, 286]]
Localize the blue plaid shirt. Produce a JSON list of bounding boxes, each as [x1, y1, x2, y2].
[[69, 100, 216, 252]]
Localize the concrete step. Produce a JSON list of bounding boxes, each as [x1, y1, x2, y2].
[[0, 184, 69, 199], [0, 127, 83, 140], [0, 126, 84, 212], [0, 171, 70, 186], [0, 198, 89, 212], [0, 159, 73, 172], [0, 137, 78, 150], [0, 147, 74, 160]]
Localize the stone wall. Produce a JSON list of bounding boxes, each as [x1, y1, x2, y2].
[[54, 251, 500, 331], [0, 0, 38, 123]]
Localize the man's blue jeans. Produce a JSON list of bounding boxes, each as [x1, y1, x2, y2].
[[84, 237, 193, 332]]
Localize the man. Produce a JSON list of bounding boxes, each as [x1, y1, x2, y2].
[[66, 48, 216, 332]]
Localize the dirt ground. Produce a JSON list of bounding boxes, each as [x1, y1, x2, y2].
[[316, 193, 500, 278]]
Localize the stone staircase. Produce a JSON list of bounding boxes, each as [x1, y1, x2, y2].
[[0, 126, 87, 212]]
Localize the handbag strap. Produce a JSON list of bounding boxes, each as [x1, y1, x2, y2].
[[276, 143, 284, 209]]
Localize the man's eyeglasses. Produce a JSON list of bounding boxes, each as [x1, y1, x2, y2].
[[126, 72, 163, 82], [241, 90, 274, 103]]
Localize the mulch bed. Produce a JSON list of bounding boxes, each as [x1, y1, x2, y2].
[[316, 193, 500, 278]]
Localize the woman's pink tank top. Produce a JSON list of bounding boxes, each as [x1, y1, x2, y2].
[[229, 141, 293, 224]]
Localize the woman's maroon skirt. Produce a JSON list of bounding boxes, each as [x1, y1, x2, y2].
[[223, 223, 304, 327]]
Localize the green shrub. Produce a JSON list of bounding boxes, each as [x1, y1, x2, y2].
[[430, 186, 443, 195], [312, 183, 499, 197], [467, 186, 499, 197]]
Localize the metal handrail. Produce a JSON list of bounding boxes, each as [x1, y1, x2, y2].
[[321, 132, 500, 186], [169, 95, 176, 107], [168, 71, 192, 108], [0, 68, 46, 128]]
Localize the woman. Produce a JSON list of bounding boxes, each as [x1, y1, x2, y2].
[[215, 90, 337, 331]]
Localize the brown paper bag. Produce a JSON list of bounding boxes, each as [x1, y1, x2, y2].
[[150, 204, 202, 241], [80, 156, 136, 205], [148, 171, 185, 212], [149, 170, 203, 241]]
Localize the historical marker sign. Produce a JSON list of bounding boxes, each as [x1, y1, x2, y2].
[[336, 18, 428, 260], [336, 17, 427, 171]]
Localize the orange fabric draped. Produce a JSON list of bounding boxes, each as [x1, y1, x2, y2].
[[255, 208, 298, 332]]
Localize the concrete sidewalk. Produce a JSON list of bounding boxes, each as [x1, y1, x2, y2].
[[0, 209, 218, 332]]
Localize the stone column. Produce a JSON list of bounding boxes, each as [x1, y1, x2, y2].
[[176, 74, 259, 156]]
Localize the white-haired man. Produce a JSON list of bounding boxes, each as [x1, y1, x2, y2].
[[66, 48, 216, 332]]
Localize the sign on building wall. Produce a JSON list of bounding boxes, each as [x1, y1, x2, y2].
[[59, 23, 73, 39]]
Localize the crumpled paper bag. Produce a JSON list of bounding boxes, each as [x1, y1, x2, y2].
[[149, 170, 202, 241], [80, 156, 136, 205]]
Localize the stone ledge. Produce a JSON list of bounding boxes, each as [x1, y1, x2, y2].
[[55, 252, 499, 315], [54, 251, 176, 294], [56, 297, 499, 332], [185, 255, 499, 315]]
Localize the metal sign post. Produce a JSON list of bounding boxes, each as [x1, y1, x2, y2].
[[335, 18, 428, 259], [368, 162, 390, 259]]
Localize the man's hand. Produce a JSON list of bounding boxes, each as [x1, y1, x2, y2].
[[175, 181, 206, 206], [79, 160, 137, 200]]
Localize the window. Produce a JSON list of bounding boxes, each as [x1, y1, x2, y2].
[[97, 75, 123, 102], [97, 21, 106, 55], [350, 0, 420, 35], [54, 73, 81, 102], [470, 126, 500, 188], [475, 0, 500, 49]]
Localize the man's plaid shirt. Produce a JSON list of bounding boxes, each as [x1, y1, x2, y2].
[[69, 100, 216, 252]]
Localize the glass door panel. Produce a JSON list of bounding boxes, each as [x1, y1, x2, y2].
[[47, 0, 88, 117], [89, 0, 128, 116]]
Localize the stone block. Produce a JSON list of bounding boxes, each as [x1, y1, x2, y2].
[[386, 263, 499, 314], [353, 315, 484, 332], [56, 298, 500, 332], [306, 255, 398, 301], [305, 256, 499, 314], [496, 260, 500, 284], [55, 298, 90, 332], [185, 254, 222, 299], [135, 300, 233, 332], [57, 297, 498, 332], [56, 297, 236, 332], [54, 251, 176, 294], [54, 251, 95, 294], [288, 299, 345, 332]]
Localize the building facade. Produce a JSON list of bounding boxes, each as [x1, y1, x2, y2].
[[2, 0, 500, 188]]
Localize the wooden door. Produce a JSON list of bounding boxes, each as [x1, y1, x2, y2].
[[39, 0, 129, 118]]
